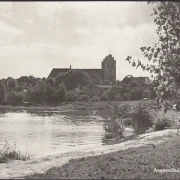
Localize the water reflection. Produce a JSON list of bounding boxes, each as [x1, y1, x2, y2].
[[0, 110, 110, 158]]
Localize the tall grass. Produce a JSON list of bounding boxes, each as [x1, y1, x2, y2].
[[104, 100, 180, 143], [152, 110, 180, 131], [0, 141, 32, 163], [103, 104, 126, 143]]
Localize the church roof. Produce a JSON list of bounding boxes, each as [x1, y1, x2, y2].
[[48, 68, 102, 78]]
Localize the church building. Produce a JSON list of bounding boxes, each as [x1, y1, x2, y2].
[[48, 54, 116, 85]]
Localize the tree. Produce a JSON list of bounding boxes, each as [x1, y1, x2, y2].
[[63, 70, 91, 90], [0, 82, 6, 102], [106, 89, 116, 101], [27, 80, 47, 105], [128, 80, 140, 89], [7, 78, 17, 91], [57, 83, 66, 102], [129, 88, 143, 100], [118, 83, 128, 97], [6, 90, 24, 105], [100, 93, 109, 101], [123, 93, 131, 101], [142, 89, 151, 98], [46, 77, 56, 87], [78, 94, 90, 102], [126, 2, 180, 106]]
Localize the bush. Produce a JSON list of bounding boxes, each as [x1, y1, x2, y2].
[[78, 95, 90, 102], [57, 83, 66, 102], [123, 93, 131, 101], [66, 91, 78, 101], [91, 95, 99, 102], [106, 90, 116, 101], [0, 83, 6, 103], [0, 141, 31, 163], [142, 89, 151, 98], [6, 90, 24, 105], [104, 118, 124, 140], [117, 103, 131, 119], [104, 103, 125, 140], [100, 94, 109, 101], [131, 103, 153, 134], [152, 111, 173, 131]]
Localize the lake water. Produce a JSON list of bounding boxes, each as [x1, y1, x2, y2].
[[0, 110, 110, 158]]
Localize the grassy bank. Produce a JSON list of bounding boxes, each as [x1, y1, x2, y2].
[[26, 134, 180, 179], [0, 101, 113, 113]]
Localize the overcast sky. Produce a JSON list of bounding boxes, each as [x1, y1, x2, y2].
[[0, 1, 158, 80]]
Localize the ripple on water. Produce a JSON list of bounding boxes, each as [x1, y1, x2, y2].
[[0, 110, 110, 158]]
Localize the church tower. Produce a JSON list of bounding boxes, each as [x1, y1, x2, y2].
[[101, 54, 116, 84]]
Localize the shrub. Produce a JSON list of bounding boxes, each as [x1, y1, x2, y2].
[[152, 111, 173, 131], [0, 141, 31, 163], [104, 118, 124, 140], [78, 95, 90, 102], [100, 94, 109, 101], [0, 83, 6, 103], [117, 103, 131, 119], [91, 95, 99, 102], [57, 83, 66, 102], [142, 89, 151, 98], [131, 102, 153, 134], [106, 90, 116, 101], [6, 90, 24, 105], [104, 103, 125, 140], [123, 93, 131, 101], [145, 127, 154, 133], [66, 91, 78, 101]]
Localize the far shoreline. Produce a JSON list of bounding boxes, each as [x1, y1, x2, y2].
[[0, 101, 114, 113]]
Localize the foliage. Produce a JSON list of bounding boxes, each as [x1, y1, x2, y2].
[[100, 94, 109, 101], [129, 102, 153, 134], [142, 89, 151, 98], [66, 91, 78, 102], [153, 112, 172, 131], [0, 82, 6, 102], [26, 80, 47, 105], [115, 103, 131, 119], [126, 2, 180, 108], [89, 73, 102, 85], [7, 78, 17, 91], [106, 89, 116, 101], [56, 70, 91, 90], [129, 88, 144, 100], [0, 71, 154, 105], [104, 103, 131, 141], [104, 118, 124, 140], [57, 83, 66, 102], [123, 93, 131, 101], [104, 104, 125, 140], [0, 141, 31, 163], [6, 90, 24, 105], [91, 95, 99, 102], [78, 94, 90, 102], [152, 110, 180, 131], [128, 80, 140, 89]]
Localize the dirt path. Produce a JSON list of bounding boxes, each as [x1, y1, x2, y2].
[[0, 129, 178, 179]]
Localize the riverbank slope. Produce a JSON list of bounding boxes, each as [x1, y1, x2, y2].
[[0, 129, 178, 179], [26, 129, 180, 179]]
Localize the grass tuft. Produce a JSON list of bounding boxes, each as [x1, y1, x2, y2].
[[0, 141, 32, 163]]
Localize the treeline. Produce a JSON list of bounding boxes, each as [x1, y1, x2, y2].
[[0, 70, 156, 106]]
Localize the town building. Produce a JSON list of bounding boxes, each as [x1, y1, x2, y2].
[[48, 54, 116, 85]]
